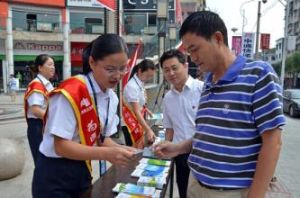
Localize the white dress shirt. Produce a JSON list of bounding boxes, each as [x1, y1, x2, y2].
[[163, 76, 204, 143], [27, 73, 54, 119], [39, 72, 119, 158], [124, 74, 146, 106], [122, 74, 146, 126]]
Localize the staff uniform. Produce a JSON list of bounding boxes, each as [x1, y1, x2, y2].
[[25, 73, 53, 165], [163, 75, 203, 198], [32, 72, 119, 197], [122, 74, 146, 146]]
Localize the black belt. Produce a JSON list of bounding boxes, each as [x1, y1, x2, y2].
[[197, 180, 243, 191]]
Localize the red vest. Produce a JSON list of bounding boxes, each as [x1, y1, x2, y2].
[[24, 79, 48, 120], [49, 75, 101, 173], [122, 98, 146, 149]]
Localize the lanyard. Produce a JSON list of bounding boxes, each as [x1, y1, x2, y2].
[[133, 75, 143, 91], [87, 75, 110, 143], [36, 75, 47, 91]]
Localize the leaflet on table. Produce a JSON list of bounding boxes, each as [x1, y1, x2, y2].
[[112, 183, 156, 197], [115, 190, 161, 198], [147, 113, 163, 120], [139, 158, 171, 167], [137, 176, 166, 189], [131, 168, 168, 178], [136, 163, 170, 173]]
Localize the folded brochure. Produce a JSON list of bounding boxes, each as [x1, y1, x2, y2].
[[112, 183, 156, 197]]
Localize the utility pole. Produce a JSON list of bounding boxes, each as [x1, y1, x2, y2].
[[280, 0, 289, 88], [255, 1, 261, 59]]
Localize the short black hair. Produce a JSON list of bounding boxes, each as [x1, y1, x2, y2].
[[82, 34, 128, 74], [159, 49, 186, 68], [179, 11, 228, 46]]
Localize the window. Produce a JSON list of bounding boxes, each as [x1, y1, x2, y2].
[[124, 13, 147, 35], [70, 11, 104, 34], [12, 9, 60, 32], [148, 14, 156, 26]]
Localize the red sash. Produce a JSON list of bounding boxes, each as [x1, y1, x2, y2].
[[49, 75, 101, 173], [24, 80, 48, 120], [122, 98, 146, 149]]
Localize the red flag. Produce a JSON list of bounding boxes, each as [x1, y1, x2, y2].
[[122, 40, 142, 89], [97, 0, 116, 11], [176, 0, 183, 25]]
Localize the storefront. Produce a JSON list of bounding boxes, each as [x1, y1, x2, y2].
[[70, 42, 88, 75], [0, 40, 64, 89]]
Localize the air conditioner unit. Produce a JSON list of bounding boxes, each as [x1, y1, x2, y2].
[[92, 25, 104, 34]]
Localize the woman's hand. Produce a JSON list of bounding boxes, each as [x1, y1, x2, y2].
[[105, 147, 136, 167], [145, 129, 156, 145]]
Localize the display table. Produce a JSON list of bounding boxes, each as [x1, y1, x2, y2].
[[81, 155, 174, 198]]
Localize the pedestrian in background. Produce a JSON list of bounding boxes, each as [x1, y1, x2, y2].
[[7, 74, 19, 102], [159, 49, 204, 198], [155, 11, 285, 198], [122, 59, 157, 148], [32, 34, 137, 197], [24, 54, 55, 166]]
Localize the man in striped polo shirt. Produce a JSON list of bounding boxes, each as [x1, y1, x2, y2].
[[154, 11, 285, 198]]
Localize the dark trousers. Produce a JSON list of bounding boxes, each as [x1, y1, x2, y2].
[[32, 153, 91, 198], [175, 153, 190, 198], [27, 118, 43, 166], [122, 126, 133, 146]]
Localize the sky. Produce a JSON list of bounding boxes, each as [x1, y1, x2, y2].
[[206, 0, 285, 48]]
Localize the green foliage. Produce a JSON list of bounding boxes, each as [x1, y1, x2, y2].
[[286, 51, 300, 73]]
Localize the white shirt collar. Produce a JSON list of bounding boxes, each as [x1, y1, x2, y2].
[[37, 73, 50, 86], [133, 74, 144, 88], [171, 75, 193, 93], [87, 72, 110, 98]]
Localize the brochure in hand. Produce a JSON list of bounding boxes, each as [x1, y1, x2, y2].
[[112, 183, 156, 197]]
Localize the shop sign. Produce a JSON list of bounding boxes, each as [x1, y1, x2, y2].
[[123, 0, 174, 10], [67, 0, 104, 8], [13, 41, 63, 55]]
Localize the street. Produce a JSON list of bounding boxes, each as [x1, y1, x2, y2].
[[0, 93, 299, 197]]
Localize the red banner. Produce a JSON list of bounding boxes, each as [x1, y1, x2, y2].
[[232, 36, 242, 56], [122, 40, 142, 89], [97, 0, 115, 11], [176, 0, 183, 25], [260, 33, 270, 50]]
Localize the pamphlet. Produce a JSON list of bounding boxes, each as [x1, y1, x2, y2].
[[112, 183, 156, 197], [139, 158, 171, 167], [147, 113, 163, 120], [137, 176, 166, 189], [115, 190, 161, 198]]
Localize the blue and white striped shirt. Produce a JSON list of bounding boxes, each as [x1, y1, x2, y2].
[[188, 55, 286, 189]]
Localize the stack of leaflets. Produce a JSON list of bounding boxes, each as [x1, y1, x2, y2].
[[139, 158, 171, 167], [115, 190, 161, 198], [112, 183, 156, 197], [137, 176, 166, 189], [131, 163, 170, 178]]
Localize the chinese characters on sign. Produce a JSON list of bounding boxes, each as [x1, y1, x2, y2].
[[242, 32, 255, 59]]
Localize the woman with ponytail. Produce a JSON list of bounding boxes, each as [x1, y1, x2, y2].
[[122, 59, 157, 148], [24, 54, 55, 166], [32, 34, 137, 197]]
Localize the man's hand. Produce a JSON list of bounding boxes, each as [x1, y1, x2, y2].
[[153, 141, 180, 159]]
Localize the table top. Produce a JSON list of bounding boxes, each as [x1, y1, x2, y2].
[[81, 155, 173, 198]]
